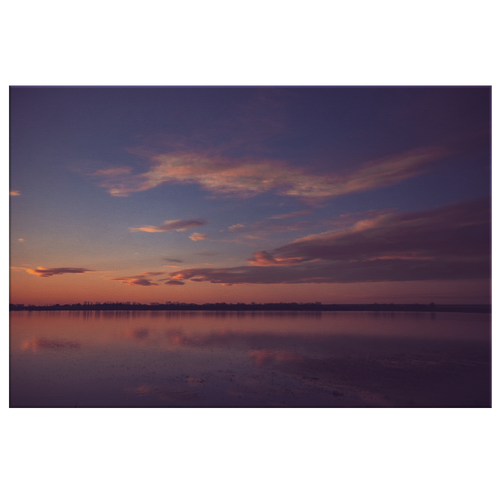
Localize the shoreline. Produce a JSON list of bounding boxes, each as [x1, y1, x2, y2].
[[9, 303, 491, 313]]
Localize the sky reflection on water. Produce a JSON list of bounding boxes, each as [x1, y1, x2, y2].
[[10, 311, 491, 408]]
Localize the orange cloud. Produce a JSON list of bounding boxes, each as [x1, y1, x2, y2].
[[247, 250, 306, 267], [26, 267, 95, 277], [130, 219, 206, 233], [189, 232, 209, 241], [109, 271, 164, 286], [88, 147, 446, 199], [10, 190, 21, 196]]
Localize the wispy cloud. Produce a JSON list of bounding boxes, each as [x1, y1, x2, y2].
[[9, 190, 21, 196], [243, 234, 263, 240], [228, 223, 245, 231], [268, 209, 312, 219], [246, 250, 306, 267], [218, 219, 310, 244], [273, 196, 490, 263], [87, 147, 446, 199], [26, 267, 96, 277], [168, 197, 490, 285], [189, 232, 209, 241], [109, 271, 165, 287], [130, 219, 206, 233], [162, 280, 185, 285], [115, 278, 159, 286]]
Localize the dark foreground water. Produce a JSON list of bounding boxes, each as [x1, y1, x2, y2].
[[10, 310, 491, 407]]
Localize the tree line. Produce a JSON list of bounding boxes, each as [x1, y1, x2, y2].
[[9, 301, 491, 313]]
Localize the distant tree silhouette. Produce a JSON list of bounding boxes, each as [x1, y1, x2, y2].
[[8, 302, 490, 313]]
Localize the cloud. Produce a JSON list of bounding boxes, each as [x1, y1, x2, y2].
[[268, 209, 313, 219], [26, 267, 95, 277], [189, 232, 209, 241], [274, 196, 490, 262], [92, 166, 133, 177], [109, 271, 164, 286], [163, 280, 185, 285], [219, 219, 311, 244], [163, 257, 184, 263], [9, 190, 20, 196], [18, 238, 25, 242], [228, 223, 245, 231], [243, 234, 262, 240], [247, 250, 306, 267], [86, 166, 136, 197], [168, 197, 490, 285], [121, 278, 159, 286], [130, 219, 207, 233], [214, 220, 315, 248], [88, 147, 446, 199]]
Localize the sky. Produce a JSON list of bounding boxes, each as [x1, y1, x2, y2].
[[9, 86, 491, 305]]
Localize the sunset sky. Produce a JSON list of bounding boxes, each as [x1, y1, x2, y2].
[[9, 86, 491, 305]]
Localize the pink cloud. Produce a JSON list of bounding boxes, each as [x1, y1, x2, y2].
[[91, 166, 133, 177], [109, 271, 165, 286], [168, 197, 490, 285], [26, 267, 95, 277], [88, 147, 446, 199], [274, 196, 490, 262], [169, 258, 490, 286], [9, 190, 21, 196], [268, 209, 313, 219], [247, 250, 306, 267], [112, 278, 158, 286], [218, 220, 310, 245], [189, 232, 209, 241], [130, 219, 206, 233]]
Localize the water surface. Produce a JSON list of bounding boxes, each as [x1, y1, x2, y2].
[[10, 311, 491, 407]]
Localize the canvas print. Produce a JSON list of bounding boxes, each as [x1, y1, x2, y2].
[[9, 86, 491, 407]]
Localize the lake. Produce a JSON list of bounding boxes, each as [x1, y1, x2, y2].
[[9, 310, 491, 407]]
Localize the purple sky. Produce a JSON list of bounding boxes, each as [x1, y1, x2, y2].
[[10, 86, 491, 304]]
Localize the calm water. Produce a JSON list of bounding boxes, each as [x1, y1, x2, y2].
[[10, 310, 491, 407]]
